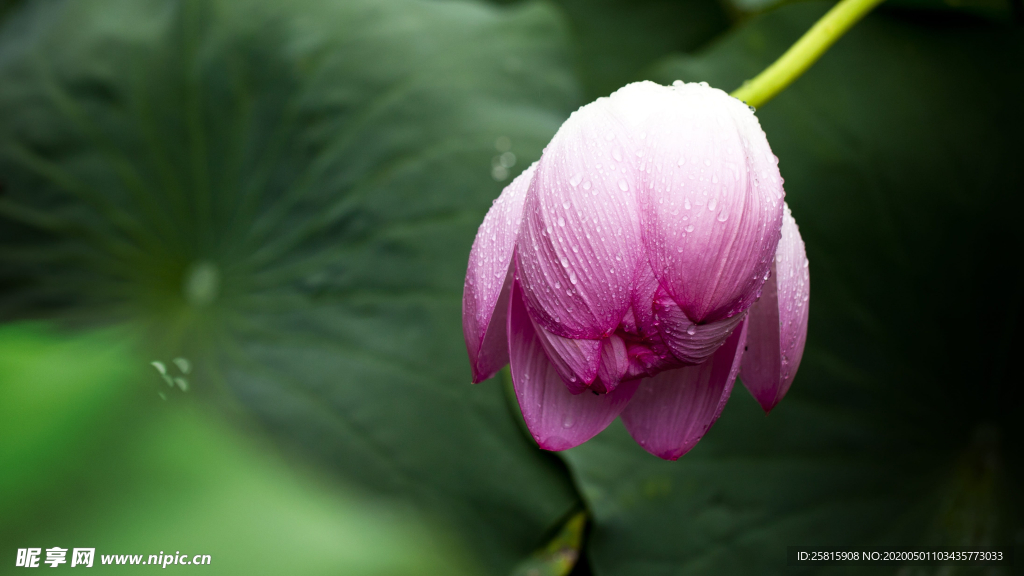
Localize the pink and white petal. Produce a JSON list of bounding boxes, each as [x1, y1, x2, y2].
[[621, 317, 748, 460], [624, 262, 678, 378], [463, 163, 536, 382], [469, 267, 516, 383], [509, 282, 639, 451], [603, 81, 679, 132], [629, 259, 662, 338], [638, 82, 784, 323], [592, 333, 629, 394], [533, 325, 603, 394], [515, 97, 644, 340], [653, 287, 746, 365], [740, 203, 809, 412]]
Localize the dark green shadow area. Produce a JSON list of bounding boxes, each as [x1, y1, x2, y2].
[[482, 0, 732, 99]]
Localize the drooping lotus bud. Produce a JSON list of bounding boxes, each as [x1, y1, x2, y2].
[[462, 81, 809, 460]]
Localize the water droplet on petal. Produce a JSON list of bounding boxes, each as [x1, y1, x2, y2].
[[618, 179, 629, 192]]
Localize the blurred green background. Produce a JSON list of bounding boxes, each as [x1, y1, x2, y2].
[[0, 0, 1020, 574]]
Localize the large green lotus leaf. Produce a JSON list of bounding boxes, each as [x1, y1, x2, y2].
[[0, 324, 475, 576], [0, 0, 584, 572], [562, 4, 1024, 574]]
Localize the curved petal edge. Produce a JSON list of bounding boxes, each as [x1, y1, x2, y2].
[[621, 317, 748, 460], [463, 164, 535, 382], [740, 203, 809, 412], [508, 281, 639, 451]]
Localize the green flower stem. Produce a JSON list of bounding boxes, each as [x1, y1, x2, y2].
[[731, 0, 886, 108]]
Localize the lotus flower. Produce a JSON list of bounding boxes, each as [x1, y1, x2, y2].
[[463, 81, 809, 460]]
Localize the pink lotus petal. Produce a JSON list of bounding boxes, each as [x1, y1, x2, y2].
[[515, 94, 644, 340], [621, 317, 748, 460], [622, 260, 678, 378], [592, 333, 629, 394], [463, 164, 536, 383], [740, 203, 810, 412], [629, 259, 662, 337], [653, 287, 746, 365], [533, 326, 602, 394], [637, 82, 784, 323], [508, 281, 640, 451], [602, 81, 680, 131]]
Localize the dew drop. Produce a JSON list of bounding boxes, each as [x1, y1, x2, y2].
[[570, 172, 583, 187], [618, 179, 629, 192], [558, 217, 566, 227], [685, 224, 694, 232]]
